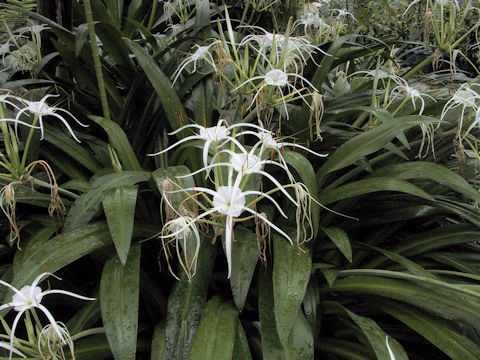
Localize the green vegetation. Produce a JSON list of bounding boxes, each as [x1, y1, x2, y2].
[[0, 1, 479, 359]]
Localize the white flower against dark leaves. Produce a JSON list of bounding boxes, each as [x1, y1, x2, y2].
[[441, 83, 480, 137], [390, 84, 436, 115], [171, 40, 220, 85], [165, 184, 292, 277], [14, 94, 88, 142], [0, 273, 94, 360], [149, 119, 268, 167], [233, 68, 318, 119]]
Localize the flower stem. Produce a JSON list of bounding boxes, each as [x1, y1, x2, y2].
[[20, 114, 39, 170], [83, 0, 112, 123]]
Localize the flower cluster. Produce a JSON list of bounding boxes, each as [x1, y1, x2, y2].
[[152, 120, 326, 278]]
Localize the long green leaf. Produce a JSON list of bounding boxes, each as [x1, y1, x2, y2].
[[324, 275, 480, 328], [319, 177, 434, 205], [9, 222, 112, 298], [380, 300, 480, 360], [165, 241, 216, 360], [371, 161, 480, 203], [151, 321, 167, 360], [230, 227, 259, 311], [273, 237, 312, 347], [100, 244, 141, 360], [44, 129, 102, 174], [65, 171, 150, 230], [88, 115, 142, 171], [125, 38, 188, 132], [259, 270, 285, 360], [323, 301, 408, 360], [321, 227, 352, 262], [233, 321, 253, 360], [285, 310, 314, 360], [317, 118, 427, 179], [102, 185, 138, 265], [190, 297, 238, 360]]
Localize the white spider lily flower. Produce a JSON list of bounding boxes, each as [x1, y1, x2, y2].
[[331, 9, 356, 21], [390, 84, 436, 115], [14, 24, 50, 37], [165, 184, 293, 277], [441, 83, 480, 137], [14, 94, 88, 142], [178, 147, 299, 205], [238, 27, 328, 70], [348, 69, 407, 88], [160, 216, 200, 279], [233, 68, 318, 119], [0, 272, 95, 360], [171, 40, 220, 85], [237, 130, 327, 182], [149, 120, 268, 167], [295, 12, 332, 34]]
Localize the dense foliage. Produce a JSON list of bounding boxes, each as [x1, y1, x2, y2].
[[0, 0, 480, 359]]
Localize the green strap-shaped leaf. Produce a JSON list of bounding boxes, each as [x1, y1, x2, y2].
[[125, 38, 188, 133], [151, 321, 167, 360], [65, 171, 150, 230], [325, 275, 480, 329], [323, 301, 408, 360], [88, 116, 142, 171], [9, 222, 112, 299], [317, 118, 427, 179], [317, 338, 373, 360], [102, 185, 138, 265], [320, 227, 352, 262], [259, 270, 285, 360], [273, 237, 312, 347], [380, 300, 480, 360], [190, 297, 239, 360], [13, 227, 55, 274], [371, 161, 480, 203], [44, 129, 102, 174], [285, 310, 314, 360], [74, 334, 113, 360], [283, 150, 320, 236], [165, 241, 216, 360], [230, 227, 259, 311], [233, 321, 253, 360], [100, 244, 141, 360], [319, 177, 434, 205]]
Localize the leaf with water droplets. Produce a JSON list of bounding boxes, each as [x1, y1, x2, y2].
[[100, 244, 141, 360], [273, 237, 311, 348]]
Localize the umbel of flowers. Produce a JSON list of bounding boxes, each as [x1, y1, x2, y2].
[[151, 119, 326, 279]]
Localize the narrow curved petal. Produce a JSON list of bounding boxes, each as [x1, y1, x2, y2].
[[242, 207, 293, 244], [8, 310, 26, 360], [49, 113, 82, 142], [0, 342, 26, 358], [243, 190, 289, 218], [41, 289, 96, 301], [225, 215, 234, 278], [0, 280, 21, 296], [36, 304, 66, 343], [148, 135, 202, 156]]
